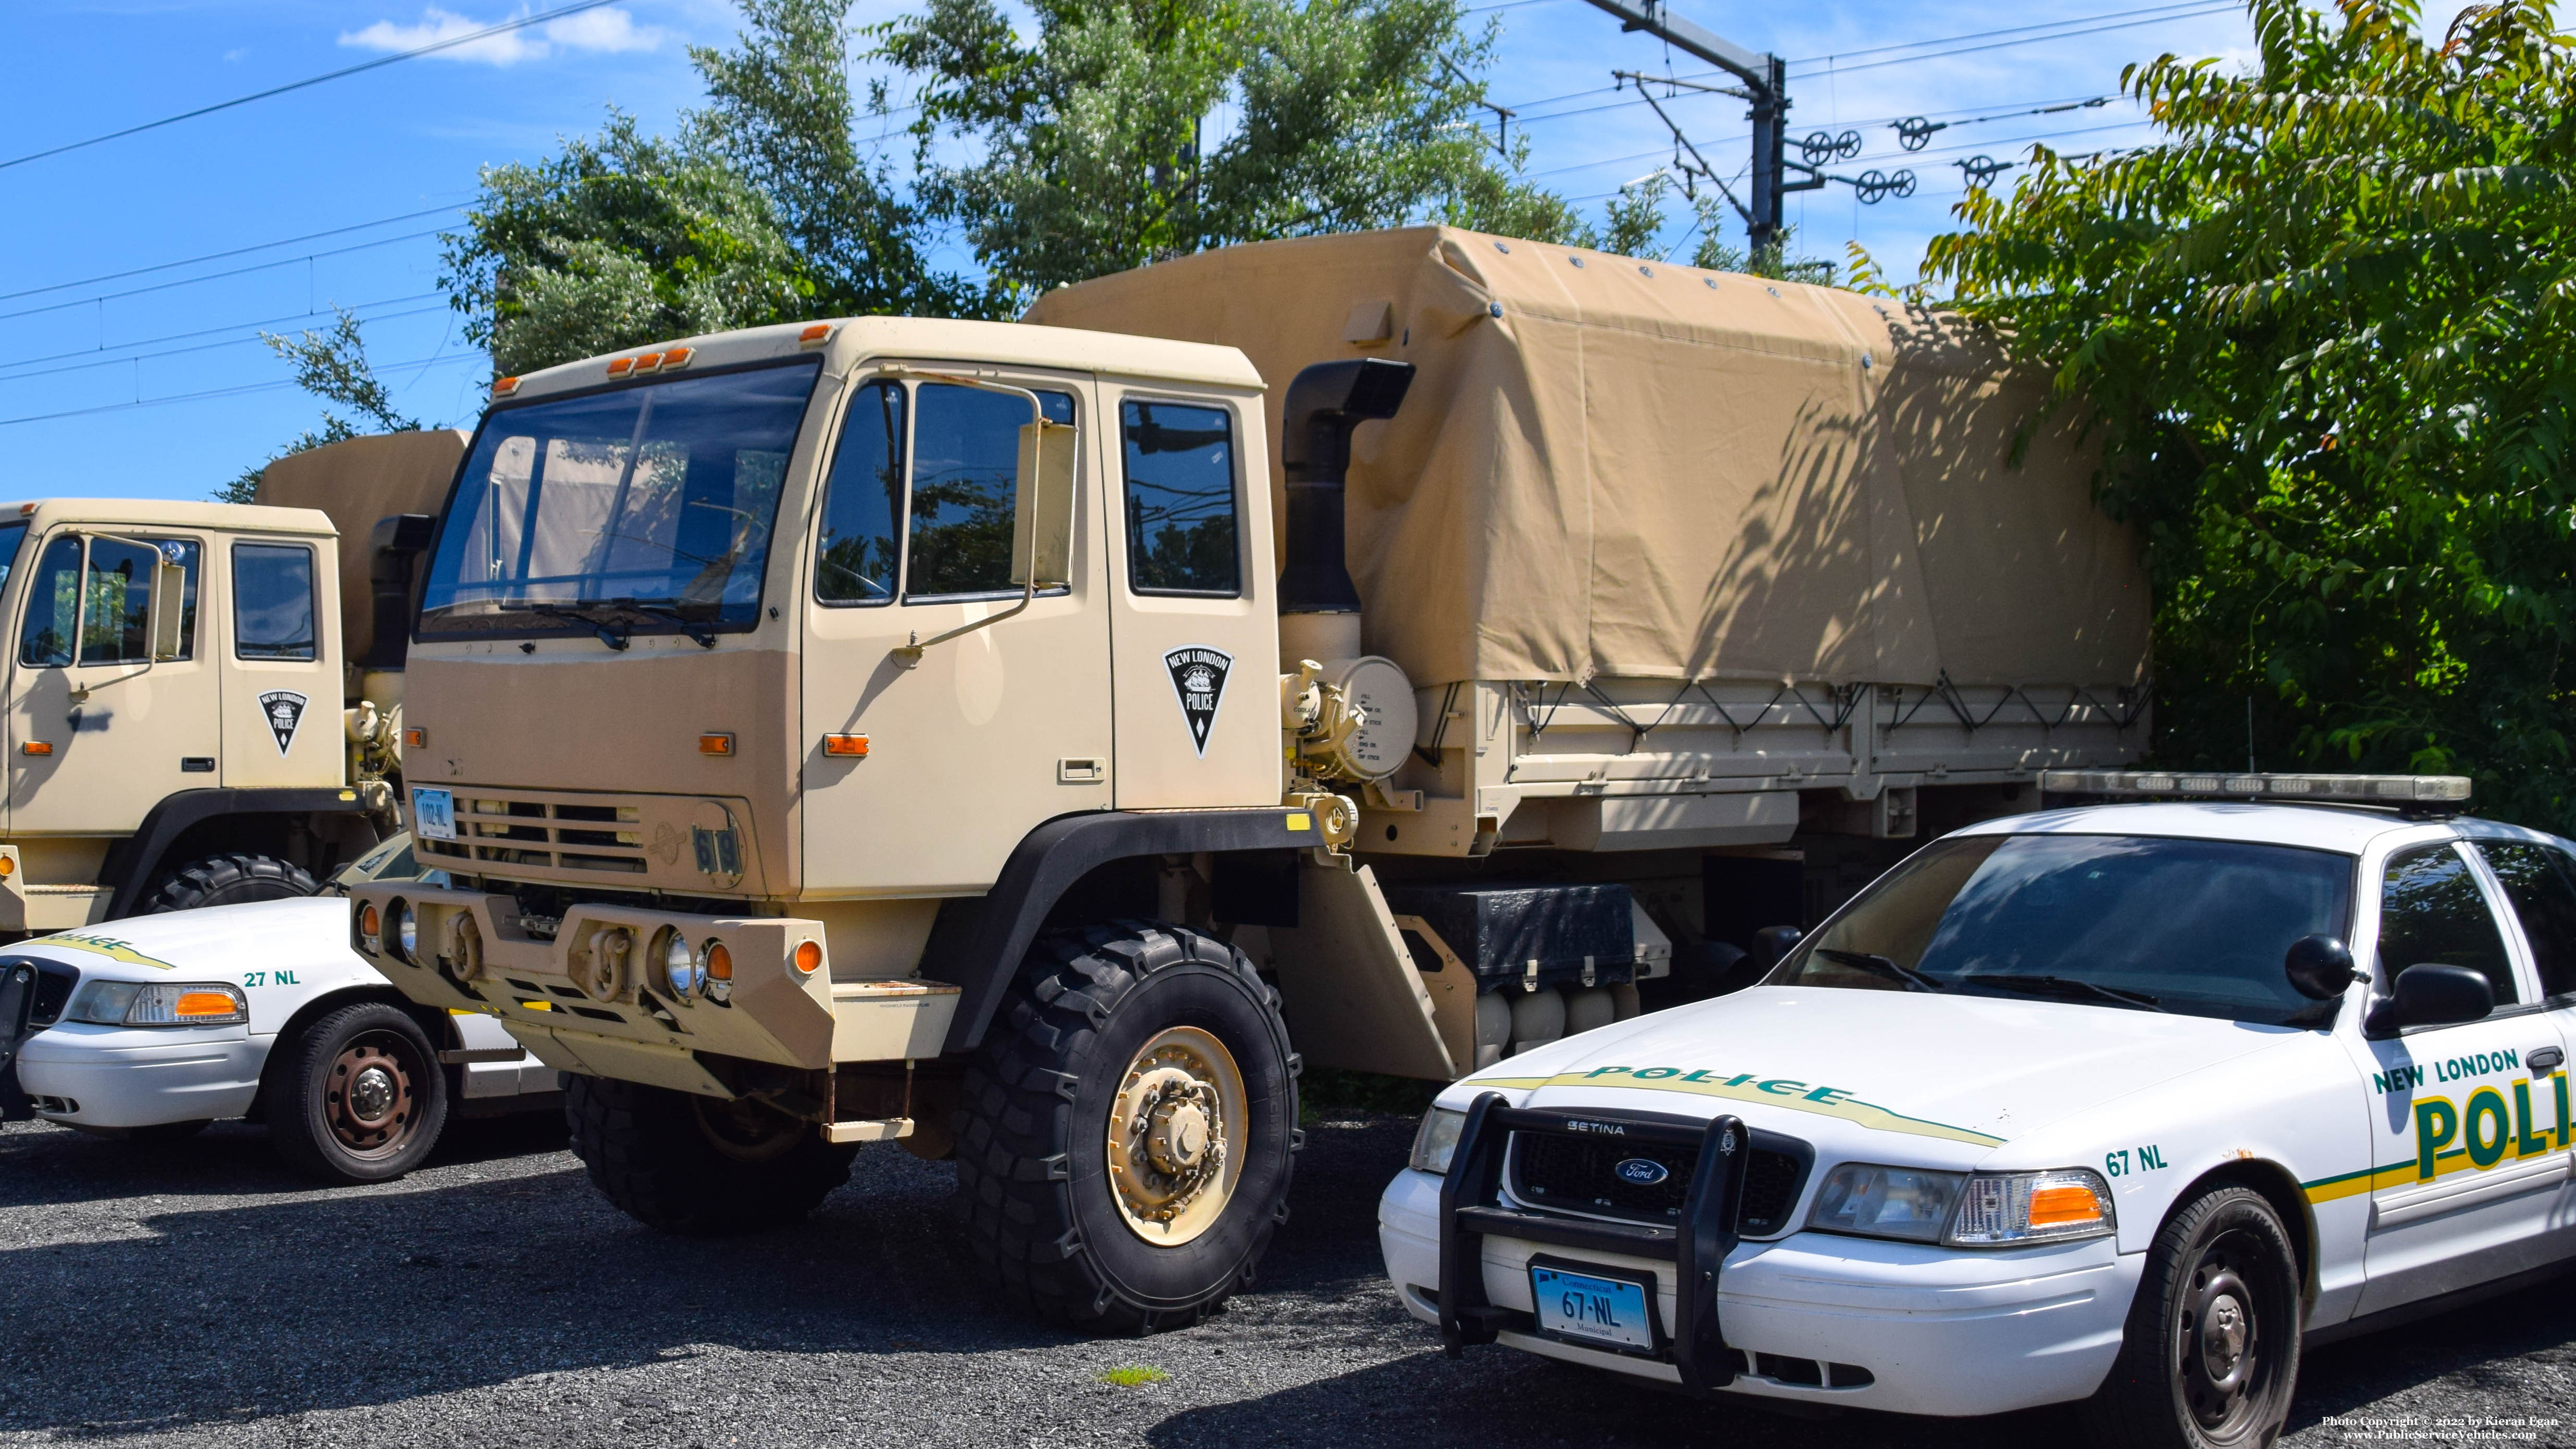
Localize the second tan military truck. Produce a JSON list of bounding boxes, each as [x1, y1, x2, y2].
[[349, 226, 2147, 1331]]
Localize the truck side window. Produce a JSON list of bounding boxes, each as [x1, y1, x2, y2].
[[19, 535, 198, 667], [1121, 400, 1240, 596], [905, 383, 1076, 600], [234, 543, 318, 660], [2473, 841, 2576, 998], [815, 382, 906, 605], [2377, 844, 2517, 1004]]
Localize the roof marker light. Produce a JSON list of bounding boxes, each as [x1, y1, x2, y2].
[[607, 357, 635, 378], [799, 324, 833, 348], [633, 351, 664, 374], [661, 346, 694, 369], [491, 376, 521, 397]]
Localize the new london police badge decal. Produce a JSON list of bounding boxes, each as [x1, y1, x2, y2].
[[257, 691, 308, 756], [1163, 646, 1232, 757]]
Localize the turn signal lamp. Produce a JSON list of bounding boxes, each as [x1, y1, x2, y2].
[[358, 903, 382, 952], [174, 990, 239, 1019], [403, 727, 427, 748], [794, 940, 823, 975], [698, 733, 735, 756], [0, 856, 15, 879], [701, 940, 735, 1003], [20, 742, 52, 757], [823, 733, 869, 758], [2027, 1184, 2105, 1227]]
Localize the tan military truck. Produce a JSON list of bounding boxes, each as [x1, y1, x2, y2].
[[348, 226, 2148, 1331], [0, 431, 458, 935]]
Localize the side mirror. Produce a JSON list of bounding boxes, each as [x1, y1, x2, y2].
[[147, 552, 186, 661], [1012, 419, 1078, 590], [2364, 963, 2495, 1035], [2284, 935, 2362, 1000], [1750, 924, 1805, 971]]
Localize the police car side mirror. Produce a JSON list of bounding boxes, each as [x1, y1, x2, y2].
[[1751, 924, 1804, 971], [2284, 935, 2362, 1000], [2363, 963, 2494, 1035]]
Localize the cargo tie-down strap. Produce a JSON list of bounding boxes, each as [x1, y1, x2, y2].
[[1437, 1094, 1748, 1393]]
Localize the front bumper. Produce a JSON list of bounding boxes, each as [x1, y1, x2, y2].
[[15, 1023, 265, 1129], [344, 884, 957, 1097], [1382, 1095, 2139, 1417]]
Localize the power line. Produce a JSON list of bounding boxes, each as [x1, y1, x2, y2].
[[0, 228, 449, 324], [1786, 0, 2234, 65], [0, 203, 465, 304], [0, 0, 626, 175], [0, 298, 450, 385], [1802, 7, 2241, 76], [0, 352, 485, 429]]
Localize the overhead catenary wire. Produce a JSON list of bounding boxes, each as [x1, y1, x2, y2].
[[0, 203, 466, 305], [0, 0, 628, 174]]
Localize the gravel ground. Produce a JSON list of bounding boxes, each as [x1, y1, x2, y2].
[[0, 1110, 2568, 1449]]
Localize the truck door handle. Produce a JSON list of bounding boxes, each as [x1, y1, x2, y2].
[[2530, 1046, 2566, 1073]]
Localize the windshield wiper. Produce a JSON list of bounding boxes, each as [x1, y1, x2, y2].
[[1953, 974, 2166, 1013], [606, 598, 719, 649], [1815, 948, 1946, 992], [526, 604, 631, 652]]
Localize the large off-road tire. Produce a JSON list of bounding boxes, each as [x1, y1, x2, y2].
[[142, 853, 319, 914], [2081, 1185, 2303, 1449], [955, 920, 1300, 1333], [564, 1073, 856, 1234], [267, 1001, 449, 1184]]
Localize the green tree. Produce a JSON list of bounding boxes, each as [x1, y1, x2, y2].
[[877, 0, 1582, 296], [1925, 0, 2576, 827], [216, 310, 422, 504]]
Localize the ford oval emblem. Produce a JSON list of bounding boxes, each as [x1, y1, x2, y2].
[[1613, 1157, 1670, 1187]]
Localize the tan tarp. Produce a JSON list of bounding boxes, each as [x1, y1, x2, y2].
[[257, 429, 468, 666], [1027, 226, 2147, 691]]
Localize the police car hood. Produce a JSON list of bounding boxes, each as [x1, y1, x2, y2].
[[1467, 985, 2303, 1158], [13, 897, 350, 977]]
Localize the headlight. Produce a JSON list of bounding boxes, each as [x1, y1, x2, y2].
[[1807, 1162, 2116, 1246], [386, 899, 417, 963], [661, 929, 701, 999], [1946, 1169, 2115, 1245], [1409, 1106, 1468, 1174], [64, 980, 249, 1027], [1807, 1162, 1965, 1242]]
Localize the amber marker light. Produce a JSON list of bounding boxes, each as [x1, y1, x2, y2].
[[20, 742, 52, 757], [607, 357, 635, 378], [2027, 1185, 2105, 1228], [822, 733, 869, 758], [359, 903, 381, 938], [0, 856, 15, 878], [794, 940, 823, 975], [402, 727, 427, 748], [661, 346, 694, 368], [175, 990, 239, 1018], [633, 351, 664, 374], [698, 733, 735, 756], [491, 376, 521, 397], [798, 323, 833, 347]]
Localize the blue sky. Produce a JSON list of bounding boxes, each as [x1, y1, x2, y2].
[[0, 0, 2337, 501]]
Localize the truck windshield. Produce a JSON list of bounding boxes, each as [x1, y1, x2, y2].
[[1773, 833, 2355, 1026], [417, 358, 822, 639]]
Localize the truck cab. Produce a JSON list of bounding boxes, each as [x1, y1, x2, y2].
[[0, 499, 389, 932]]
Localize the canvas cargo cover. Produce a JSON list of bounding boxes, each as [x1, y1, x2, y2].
[[1026, 226, 2147, 691], [258, 429, 468, 666]]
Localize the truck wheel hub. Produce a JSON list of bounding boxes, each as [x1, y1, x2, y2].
[[1106, 1027, 1247, 1247]]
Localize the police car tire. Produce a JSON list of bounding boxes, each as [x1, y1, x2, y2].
[[953, 920, 1299, 1334], [564, 1073, 857, 1235], [2082, 1185, 2301, 1449], [143, 853, 320, 914], [268, 1002, 449, 1184]]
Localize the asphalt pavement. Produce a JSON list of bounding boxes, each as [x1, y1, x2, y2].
[[0, 1109, 2568, 1448]]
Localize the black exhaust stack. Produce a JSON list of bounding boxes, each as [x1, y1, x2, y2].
[[1278, 358, 1414, 615], [363, 512, 439, 671]]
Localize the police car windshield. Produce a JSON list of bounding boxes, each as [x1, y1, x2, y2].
[[1775, 833, 2355, 1026]]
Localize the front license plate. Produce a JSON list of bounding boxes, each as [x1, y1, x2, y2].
[[413, 789, 457, 841], [1530, 1264, 1656, 1352]]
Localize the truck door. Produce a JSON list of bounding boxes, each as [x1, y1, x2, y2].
[[9, 531, 221, 839], [219, 537, 340, 790], [2350, 840, 2571, 1315], [1098, 384, 1279, 809], [798, 366, 1114, 895]]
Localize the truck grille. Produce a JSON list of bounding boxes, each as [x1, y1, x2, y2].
[[1508, 1127, 1809, 1236], [413, 786, 765, 895], [420, 794, 650, 875]]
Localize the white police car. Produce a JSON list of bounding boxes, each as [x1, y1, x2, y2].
[[0, 837, 557, 1182], [1379, 772, 2575, 1449]]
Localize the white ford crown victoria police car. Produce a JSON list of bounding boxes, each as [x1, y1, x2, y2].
[[1380, 772, 2575, 1449], [0, 839, 557, 1182]]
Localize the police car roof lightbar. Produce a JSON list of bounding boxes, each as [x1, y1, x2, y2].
[[2039, 769, 2471, 806]]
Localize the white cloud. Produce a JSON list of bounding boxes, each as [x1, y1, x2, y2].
[[339, 6, 666, 67]]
